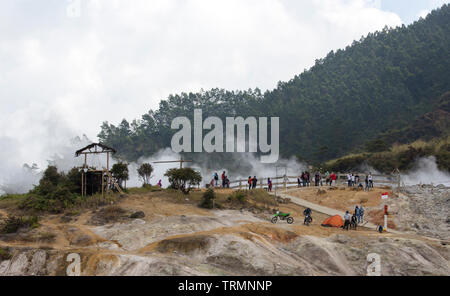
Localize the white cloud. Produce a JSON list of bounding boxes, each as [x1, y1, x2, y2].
[[0, 0, 402, 184]]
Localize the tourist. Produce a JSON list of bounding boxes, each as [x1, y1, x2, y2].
[[315, 171, 320, 186], [268, 178, 272, 192], [221, 171, 226, 188], [330, 172, 337, 187], [365, 175, 370, 191], [368, 172, 373, 188], [214, 172, 219, 187], [252, 176, 258, 189], [248, 176, 252, 190], [343, 211, 351, 230], [359, 205, 364, 223]]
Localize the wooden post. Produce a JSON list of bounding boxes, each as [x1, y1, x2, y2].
[[81, 171, 84, 197], [239, 181, 242, 189]]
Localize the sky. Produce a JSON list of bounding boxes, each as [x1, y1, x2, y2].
[[0, 0, 448, 179]]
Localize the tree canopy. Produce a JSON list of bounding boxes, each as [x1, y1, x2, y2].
[[98, 5, 450, 168]]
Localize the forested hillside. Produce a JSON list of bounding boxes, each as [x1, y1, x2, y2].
[[98, 4, 450, 167]]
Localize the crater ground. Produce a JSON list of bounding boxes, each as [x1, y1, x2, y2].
[[0, 186, 448, 276]]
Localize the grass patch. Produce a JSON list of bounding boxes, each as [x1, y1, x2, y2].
[[89, 205, 127, 225], [126, 185, 163, 194], [0, 247, 12, 261], [324, 136, 450, 173], [0, 216, 39, 234]]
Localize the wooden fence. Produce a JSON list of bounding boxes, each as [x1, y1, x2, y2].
[[224, 172, 401, 191]]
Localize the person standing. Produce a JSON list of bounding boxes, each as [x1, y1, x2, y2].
[[355, 206, 360, 222], [343, 211, 351, 230], [351, 174, 355, 187], [252, 176, 258, 189], [359, 205, 364, 223], [330, 172, 336, 187], [221, 171, 226, 188], [368, 172, 373, 188], [248, 176, 252, 190], [268, 178, 272, 192], [347, 173, 352, 187], [315, 171, 320, 186], [214, 172, 219, 187], [365, 175, 370, 191]]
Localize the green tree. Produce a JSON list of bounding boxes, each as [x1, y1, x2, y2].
[[137, 163, 154, 186], [111, 162, 129, 189], [164, 168, 202, 194]]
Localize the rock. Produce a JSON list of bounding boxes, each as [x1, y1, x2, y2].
[[73, 235, 93, 246], [60, 215, 73, 223], [130, 211, 145, 219], [331, 234, 350, 244], [28, 250, 47, 275]]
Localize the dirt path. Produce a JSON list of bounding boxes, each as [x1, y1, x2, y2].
[[271, 189, 398, 234]]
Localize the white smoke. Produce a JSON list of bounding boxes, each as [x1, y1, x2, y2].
[[0, 134, 309, 193], [403, 156, 450, 186], [0, 135, 92, 195]]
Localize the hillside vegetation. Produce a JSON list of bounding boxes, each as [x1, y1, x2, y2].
[[323, 136, 450, 173], [98, 5, 450, 168]]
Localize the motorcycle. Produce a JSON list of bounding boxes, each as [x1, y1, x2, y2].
[[304, 214, 313, 226], [271, 211, 294, 224]]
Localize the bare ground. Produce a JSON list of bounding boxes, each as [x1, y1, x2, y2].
[[0, 188, 448, 276]]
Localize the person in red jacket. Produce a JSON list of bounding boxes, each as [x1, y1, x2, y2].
[[330, 172, 337, 186]]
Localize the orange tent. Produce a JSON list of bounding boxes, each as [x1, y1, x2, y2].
[[321, 215, 344, 228]]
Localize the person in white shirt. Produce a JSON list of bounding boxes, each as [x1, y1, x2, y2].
[[368, 173, 373, 188], [343, 211, 351, 230]]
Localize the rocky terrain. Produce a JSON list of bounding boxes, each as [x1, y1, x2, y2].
[[0, 188, 449, 276], [388, 185, 450, 241]]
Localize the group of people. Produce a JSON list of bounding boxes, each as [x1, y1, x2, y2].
[[211, 171, 230, 188], [346, 172, 374, 191], [298, 171, 338, 187], [343, 205, 365, 230], [248, 176, 258, 189], [297, 170, 374, 190]]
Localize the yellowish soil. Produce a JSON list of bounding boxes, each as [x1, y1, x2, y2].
[[289, 187, 392, 213], [0, 188, 438, 261]]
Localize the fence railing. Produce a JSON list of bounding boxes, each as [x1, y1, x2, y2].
[[222, 172, 400, 191]]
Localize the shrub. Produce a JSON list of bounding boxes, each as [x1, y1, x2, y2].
[[0, 247, 12, 261], [0, 216, 39, 234], [228, 190, 247, 204], [200, 188, 216, 209], [435, 143, 450, 171]]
